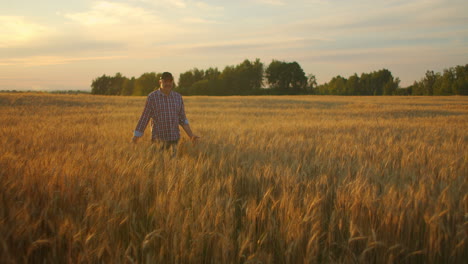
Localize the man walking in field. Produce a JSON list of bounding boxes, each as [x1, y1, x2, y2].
[[132, 72, 199, 156]]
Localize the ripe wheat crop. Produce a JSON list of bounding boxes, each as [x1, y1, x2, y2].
[[0, 93, 467, 263]]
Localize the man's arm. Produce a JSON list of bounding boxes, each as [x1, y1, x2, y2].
[[181, 123, 200, 142], [132, 96, 153, 143], [178, 98, 199, 142]]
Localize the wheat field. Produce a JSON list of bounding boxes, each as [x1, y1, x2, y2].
[[0, 93, 467, 263]]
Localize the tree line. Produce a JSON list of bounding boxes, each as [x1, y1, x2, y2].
[[407, 65, 468, 95], [91, 60, 468, 96], [316, 65, 468, 96]]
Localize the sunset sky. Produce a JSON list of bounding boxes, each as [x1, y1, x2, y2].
[[1, 0, 467, 91]]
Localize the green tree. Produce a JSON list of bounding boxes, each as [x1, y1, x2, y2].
[[121, 77, 135, 96], [91, 74, 112, 95], [204, 67, 221, 80], [265, 60, 307, 94], [434, 69, 454, 95], [190, 79, 225, 95], [454, 64, 468, 95], [372, 69, 393, 95], [421, 70, 439, 95], [411, 81, 424, 95], [394, 85, 412, 95], [307, 74, 318, 94], [134, 72, 158, 96], [235, 59, 264, 94], [383, 77, 399, 95], [265, 60, 283, 89], [109, 73, 125, 95], [346, 74, 359, 95], [317, 69, 397, 95], [178, 68, 205, 91], [412, 65, 468, 95], [358, 73, 372, 95], [328, 76, 347, 95], [218, 59, 263, 95]]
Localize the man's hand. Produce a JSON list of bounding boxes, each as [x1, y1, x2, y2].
[[181, 124, 199, 144], [132, 136, 140, 144], [189, 134, 200, 143]]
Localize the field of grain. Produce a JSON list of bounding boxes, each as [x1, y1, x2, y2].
[[0, 93, 467, 263]]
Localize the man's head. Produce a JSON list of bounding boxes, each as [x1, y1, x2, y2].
[[159, 72, 174, 91]]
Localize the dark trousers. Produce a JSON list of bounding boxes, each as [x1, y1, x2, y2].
[[152, 139, 179, 156]]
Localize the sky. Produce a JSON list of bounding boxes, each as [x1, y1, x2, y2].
[[1, 0, 467, 91]]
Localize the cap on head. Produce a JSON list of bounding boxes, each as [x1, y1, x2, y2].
[[160, 72, 173, 81]]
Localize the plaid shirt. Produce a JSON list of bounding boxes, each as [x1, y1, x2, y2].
[[134, 89, 189, 141]]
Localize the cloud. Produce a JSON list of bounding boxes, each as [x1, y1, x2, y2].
[[0, 36, 127, 59], [0, 16, 52, 48], [255, 0, 285, 6], [164, 0, 187, 8], [0, 55, 127, 67], [2, 1, 228, 65], [256, 0, 468, 54], [278, 0, 465, 34], [181, 17, 221, 24], [193, 1, 224, 11], [133, 0, 224, 12], [162, 36, 329, 55], [63, 1, 158, 26], [133, 0, 188, 9], [61, 1, 184, 48]]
